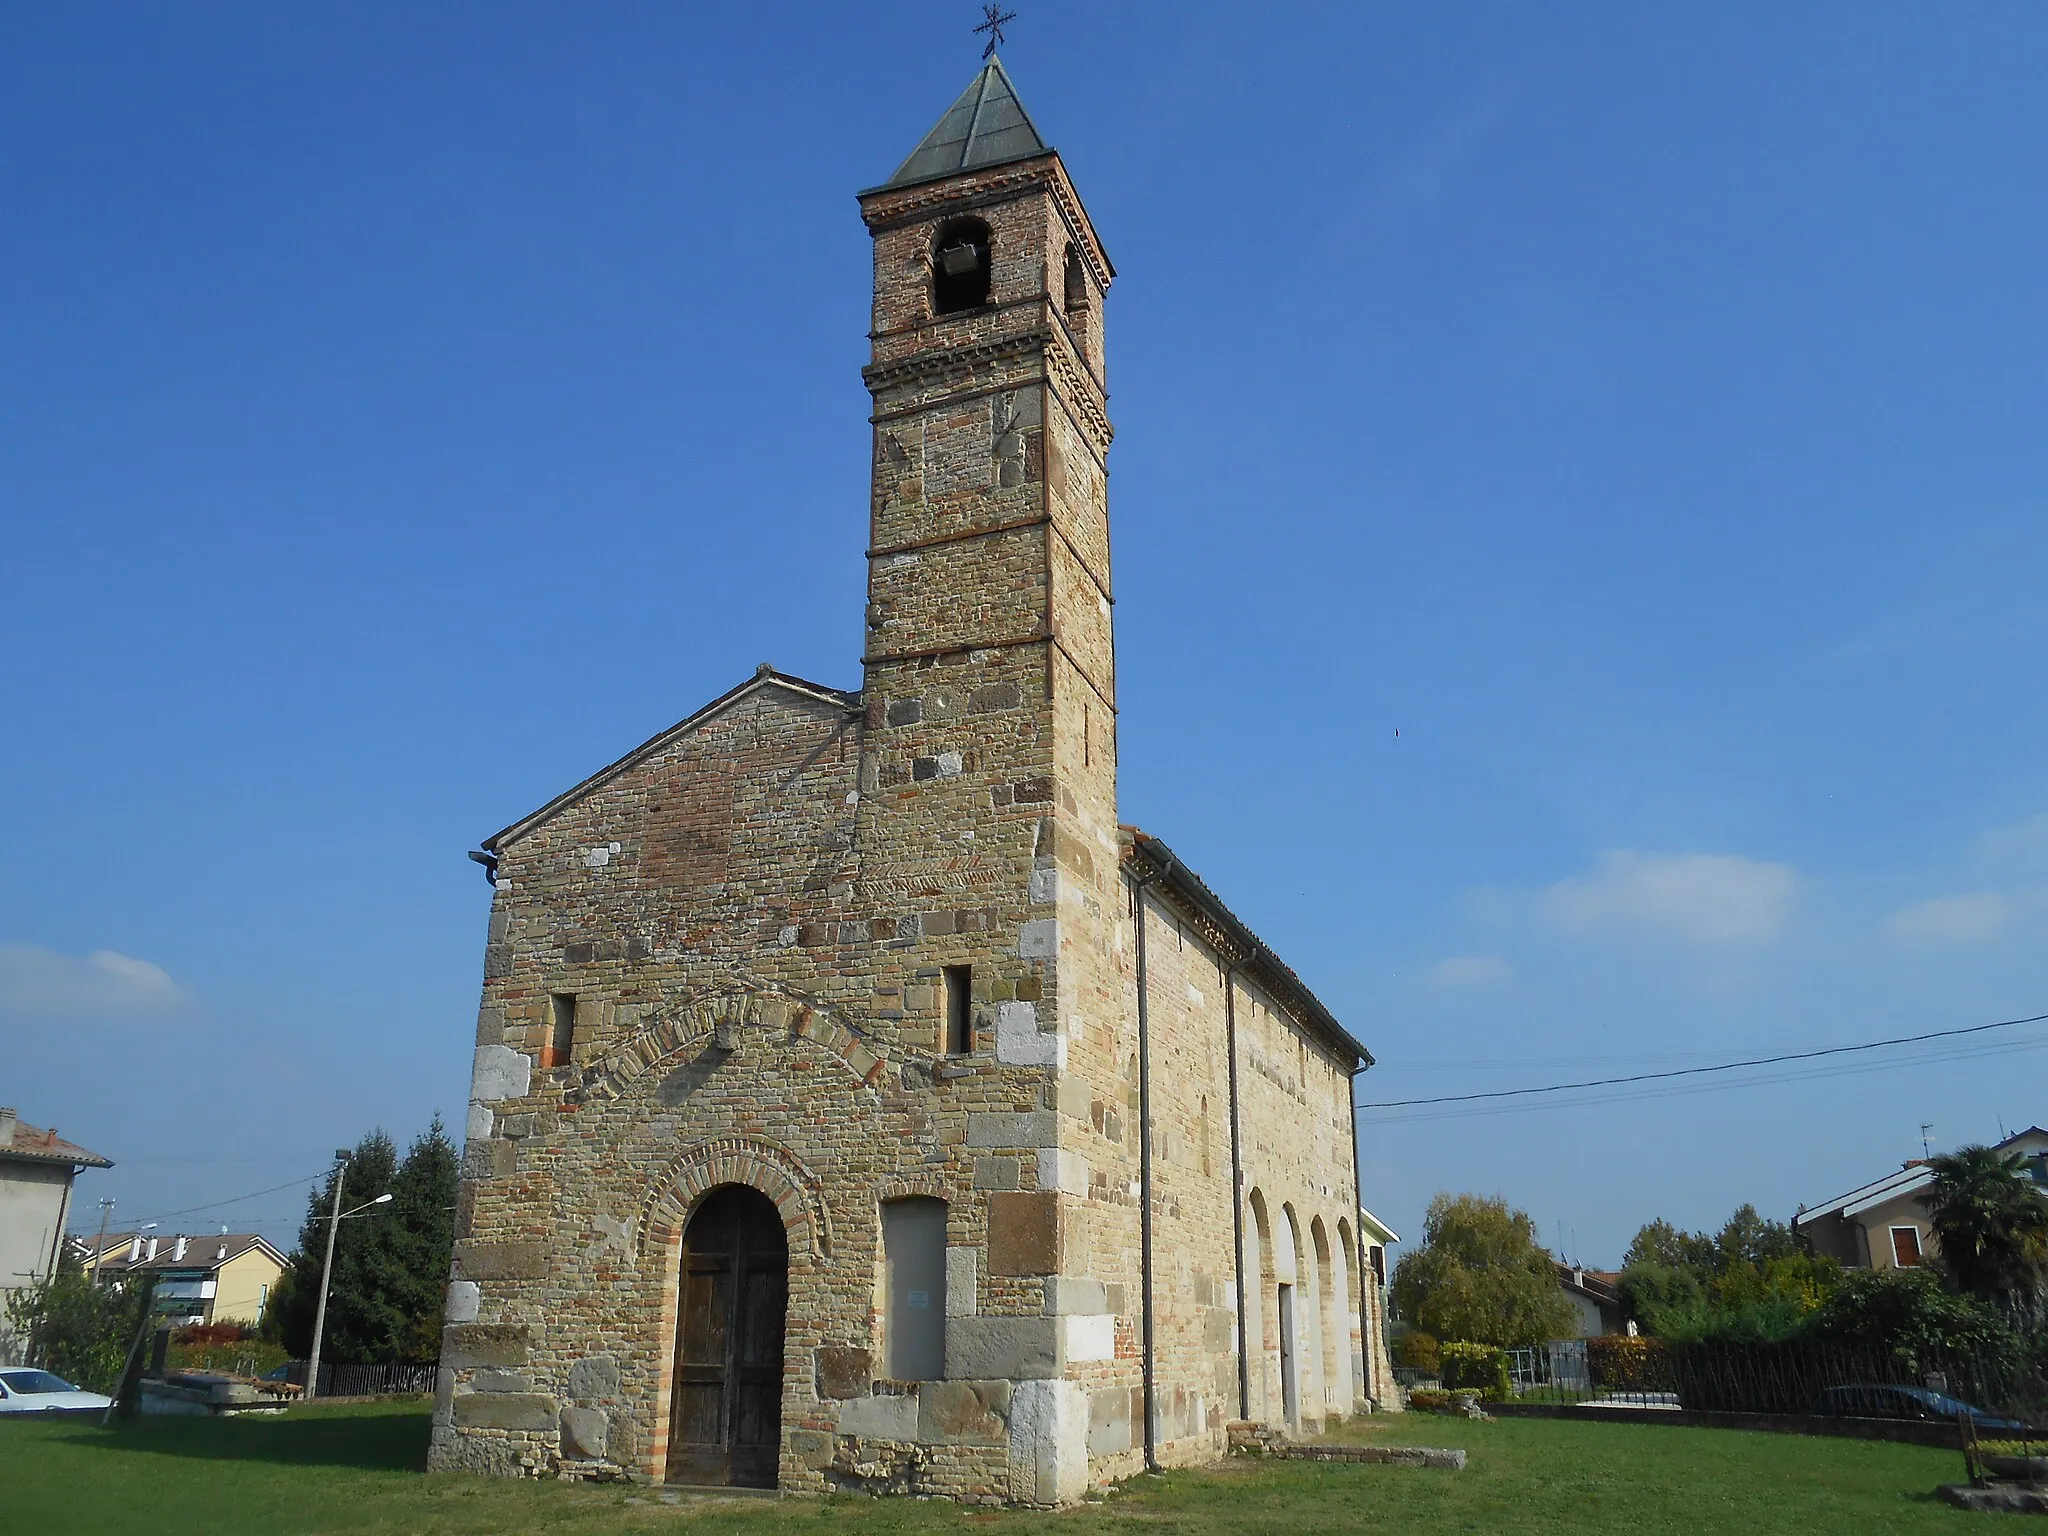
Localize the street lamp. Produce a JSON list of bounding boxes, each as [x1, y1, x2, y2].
[[304, 1148, 394, 1403]]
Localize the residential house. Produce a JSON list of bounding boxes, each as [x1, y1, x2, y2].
[[1556, 1263, 1625, 1336], [79, 1231, 288, 1326], [1357, 1207, 1401, 1405], [0, 1108, 112, 1363], [1794, 1126, 2048, 1271]]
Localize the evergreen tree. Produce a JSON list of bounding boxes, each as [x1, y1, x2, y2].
[[1713, 1204, 1801, 1271], [388, 1115, 459, 1363], [266, 1122, 453, 1363], [1622, 1217, 1717, 1277]]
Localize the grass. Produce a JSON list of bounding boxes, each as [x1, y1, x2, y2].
[[1, 1398, 1985, 1535]]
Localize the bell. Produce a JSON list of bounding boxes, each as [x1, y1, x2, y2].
[[938, 244, 981, 277]]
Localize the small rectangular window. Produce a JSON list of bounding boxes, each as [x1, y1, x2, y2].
[[544, 993, 577, 1068], [943, 966, 973, 1055], [1890, 1226, 1923, 1268]]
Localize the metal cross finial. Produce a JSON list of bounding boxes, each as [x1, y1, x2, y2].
[[974, 3, 1016, 59]]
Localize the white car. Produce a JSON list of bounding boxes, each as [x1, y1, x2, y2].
[[0, 1368, 114, 1414]]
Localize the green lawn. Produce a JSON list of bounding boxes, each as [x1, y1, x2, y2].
[[1, 1399, 1983, 1534]]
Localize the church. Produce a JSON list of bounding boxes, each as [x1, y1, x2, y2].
[[431, 56, 1391, 1502]]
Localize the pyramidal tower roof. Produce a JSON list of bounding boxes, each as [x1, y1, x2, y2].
[[882, 57, 1051, 190]]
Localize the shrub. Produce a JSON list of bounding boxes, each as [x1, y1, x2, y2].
[[1406, 1388, 1489, 1413], [3, 1263, 148, 1394], [1587, 1334, 1672, 1392], [1396, 1330, 1440, 1374], [1804, 1268, 2020, 1362], [1439, 1341, 1511, 1400]]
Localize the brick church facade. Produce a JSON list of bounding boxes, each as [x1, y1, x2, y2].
[[431, 58, 1393, 1501]]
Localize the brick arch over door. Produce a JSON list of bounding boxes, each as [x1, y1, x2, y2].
[[636, 1135, 834, 1264]]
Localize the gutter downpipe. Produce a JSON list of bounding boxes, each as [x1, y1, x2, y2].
[[1349, 1060, 1373, 1409], [1224, 961, 1250, 1421], [1129, 857, 1170, 1474]]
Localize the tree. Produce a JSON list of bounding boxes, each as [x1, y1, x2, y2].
[[1713, 1204, 1800, 1272], [1615, 1261, 1706, 1334], [1390, 1193, 1577, 1348], [2, 1246, 148, 1393], [266, 1120, 457, 1363], [1622, 1218, 1717, 1277], [1923, 1145, 2048, 1309]]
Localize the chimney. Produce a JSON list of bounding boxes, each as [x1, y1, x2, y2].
[[128, 1236, 142, 1263], [146, 1237, 158, 1262], [173, 1236, 187, 1262], [0, 1108, 15, 1147]]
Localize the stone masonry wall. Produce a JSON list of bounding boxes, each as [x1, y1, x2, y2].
[[433, 131, 1375, 1505]]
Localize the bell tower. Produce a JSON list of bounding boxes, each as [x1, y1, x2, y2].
[[854, 58, 1118, 1067]]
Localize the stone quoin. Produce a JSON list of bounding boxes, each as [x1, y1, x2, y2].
[[430, 56, 1395, 1502]]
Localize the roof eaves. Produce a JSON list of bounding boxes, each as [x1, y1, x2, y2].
[[1356, 1205, 1400, 1245], [1122, 828, 1371, 1069], [483, 668, 858, 853], [1841, 1172, 1935, 1220], [1797, 1165, 1931, 1223], [0, 1125, 113, 1171]]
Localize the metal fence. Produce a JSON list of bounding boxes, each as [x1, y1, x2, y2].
[[279, 1361, 438, 1397], [1502, 1338, 2047, 1426]]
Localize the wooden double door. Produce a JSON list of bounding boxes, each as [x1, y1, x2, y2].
[[666, 1184, 788, 1487]]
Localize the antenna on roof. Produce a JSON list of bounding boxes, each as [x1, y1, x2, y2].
[[973, 3, 1016, 59], [1920, 1122, 1935, 1160]]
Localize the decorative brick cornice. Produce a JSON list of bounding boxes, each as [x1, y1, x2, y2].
[[859, 157, 1113, 293], [1045, 340, 1113, 453], [863, 328, 1054, 397]]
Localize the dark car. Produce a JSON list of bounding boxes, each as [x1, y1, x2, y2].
[[1811, 1384, 2030, 1432]]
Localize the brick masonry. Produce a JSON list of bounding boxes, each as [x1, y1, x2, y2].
[[430, 72, 1388, 1504]]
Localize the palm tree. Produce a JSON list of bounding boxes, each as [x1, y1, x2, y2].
[[1923, 1146, 2048, 1310]]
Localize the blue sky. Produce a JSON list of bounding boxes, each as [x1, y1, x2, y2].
[[4, 4, 2046, 1265]]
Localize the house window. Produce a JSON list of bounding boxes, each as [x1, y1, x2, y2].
[[543, 993, 577, 1068], [943, 966, 973, 1055], [931, 217, 992, 315], [881, 1197, 947, 1380], [1890, 1226, 1923, 1268]]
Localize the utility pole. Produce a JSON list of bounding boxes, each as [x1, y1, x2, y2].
[[305, 1150, 349, 1403], [90, 1198, 115, 1284]]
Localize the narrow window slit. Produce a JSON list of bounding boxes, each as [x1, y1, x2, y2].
[[943, 965, 974, 1055], [545, 992, 577, 1067]]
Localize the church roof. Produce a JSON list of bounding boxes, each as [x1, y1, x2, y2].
[[880, 57, 1052, 191], [481, 666, 859, 854], [1122, 828, 1373, 1071]]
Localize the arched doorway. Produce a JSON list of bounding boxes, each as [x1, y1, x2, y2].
[[668, 1184, 788, 1487]]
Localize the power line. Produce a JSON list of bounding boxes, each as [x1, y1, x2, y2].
[[1366, 1032, 2048, 1126], [1354, 1009, 2048, 1111], [111, 1168, 334, 1230]]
